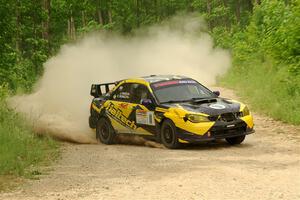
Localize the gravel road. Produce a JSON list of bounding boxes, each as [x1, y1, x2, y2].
[[1, 87, 300, 200]]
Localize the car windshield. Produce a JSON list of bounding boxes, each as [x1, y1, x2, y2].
[[151, 79, 215, 103]]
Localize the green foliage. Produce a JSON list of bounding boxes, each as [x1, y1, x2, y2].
[[0, 1, 299, 182], [216, 0, 300, 124], [0, 0, 256, 91], [0, 0, 298, 187], [0, 88, 59, 178], [0, 0, 49, 92], [222, 61, 300, 124]]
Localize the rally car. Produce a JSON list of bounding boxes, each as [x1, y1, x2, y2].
[[89, 75, 254, 149]]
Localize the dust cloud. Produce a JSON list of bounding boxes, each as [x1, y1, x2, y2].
[[9, 16, 231, 144]]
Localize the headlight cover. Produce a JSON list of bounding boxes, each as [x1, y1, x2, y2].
[[185, 114, 210, 123], [242, 106, 250, 116]]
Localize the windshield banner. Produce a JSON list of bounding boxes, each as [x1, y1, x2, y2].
[[152, 79, 196, 88]]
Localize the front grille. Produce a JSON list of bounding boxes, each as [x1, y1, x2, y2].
[[211, 126, 246, 138], [212, 126, 245, 136], [208, 112, 241, 122], [208, 115, 219, 121], [220, 113, 237, 122]]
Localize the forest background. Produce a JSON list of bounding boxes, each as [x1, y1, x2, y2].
[[0, 0, 299, 184]]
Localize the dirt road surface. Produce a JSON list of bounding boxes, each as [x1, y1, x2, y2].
[[1, 87, 300, 200]]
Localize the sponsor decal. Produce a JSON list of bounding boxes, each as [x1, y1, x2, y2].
[[153, 79, 197, 88], [209, 104, 226, 109], [136, 110, 155, 126], [226, 124, 235, 128], [153, 80, 179, 88], [178, 80, 196, 84], [120, 103, 129, 109], [106, 102, 137, 129]]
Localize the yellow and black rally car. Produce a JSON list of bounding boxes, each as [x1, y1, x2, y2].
[[89, 75, 254, 149]]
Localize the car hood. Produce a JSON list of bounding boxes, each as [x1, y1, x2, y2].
[[161, 98, 241, 116]]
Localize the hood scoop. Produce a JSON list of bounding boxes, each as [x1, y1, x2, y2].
[[192, 98, 217, 104]]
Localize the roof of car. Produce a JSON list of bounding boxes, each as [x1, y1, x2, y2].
[[117, 75, 192, 86], [140, 75, 190, 83]]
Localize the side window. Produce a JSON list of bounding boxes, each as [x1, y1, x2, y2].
[[131, 84, 152, 104], [112, 83, 132, 102]]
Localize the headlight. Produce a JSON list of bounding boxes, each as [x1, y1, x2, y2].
[[242, 106, 250, 116], [185, 114, 210, 123]]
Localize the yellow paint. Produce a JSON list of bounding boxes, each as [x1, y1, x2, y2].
[[92, 78, 255, 140], [178, 139, 189, 143], [125, 79, 150, 87], [239, 103, 246, 111], [241, 115, 254, 128], [92, 104, 101, 113], [163, 108, 214, 135], [155, 107, 168, 112]]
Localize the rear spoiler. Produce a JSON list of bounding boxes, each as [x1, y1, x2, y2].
[[90, 82, 118, 98]]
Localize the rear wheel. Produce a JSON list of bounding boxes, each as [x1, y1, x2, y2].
[[89, 116, 96, 129], [161, 119, 181, 149], [226, 135, 245, 145], [96, 118, 116, 145]]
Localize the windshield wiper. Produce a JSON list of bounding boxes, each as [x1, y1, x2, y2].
[[190, 97, 217, 103], [160, 99, 191, 104], [160, 97, 216, 104], [192, 97, 216, 100]]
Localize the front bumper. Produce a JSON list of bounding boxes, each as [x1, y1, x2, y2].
[[176, 119, 254, 143]]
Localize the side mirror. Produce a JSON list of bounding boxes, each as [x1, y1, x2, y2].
[[213, 91, 220, 97], [141, 99, 153, 106]]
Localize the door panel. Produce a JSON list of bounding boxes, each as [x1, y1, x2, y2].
[[104, 100, 137, 133], [104, 82, 157, 135]]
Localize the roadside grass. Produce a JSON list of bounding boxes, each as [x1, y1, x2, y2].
[[220, 60, 300, 125], [0, 97, 59, 191]]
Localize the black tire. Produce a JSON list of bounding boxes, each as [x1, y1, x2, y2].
[[161, 119, 181, 149], [89, 116, 96, 129], [226, 135, 246, 145], [96, 117, 116, 145]]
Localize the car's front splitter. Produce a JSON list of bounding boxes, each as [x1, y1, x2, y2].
[[176, 120, 254, 143]]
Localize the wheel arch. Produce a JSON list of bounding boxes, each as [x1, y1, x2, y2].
[[155, 116, 175, 141]]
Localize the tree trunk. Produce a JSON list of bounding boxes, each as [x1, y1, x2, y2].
[[255, 0, 261, 5], [222, 0, 230, 29], [136, 0, 140, 27], [71, 16, 76, 39], [154, 0, 158, 21], [15, 0, 21, 53], [206, 0, 212, 30], [108, 10, 112, 23], [236, 0, 241, 24], [107, 0, 112, 24], [187, 0, 194, 12], [97, 0, 103, 25], [81, 11, 86, 27], [68, 13, 76, 40], [42, 0, 51, 50], [68, 18, 71, 37], [97, 10, 103, 25], [247, 0, 254, 13]]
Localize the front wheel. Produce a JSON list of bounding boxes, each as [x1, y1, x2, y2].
[[226, 135, 245, 145], [96, 118, 116, 145], [161, 119, 181, 149]]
